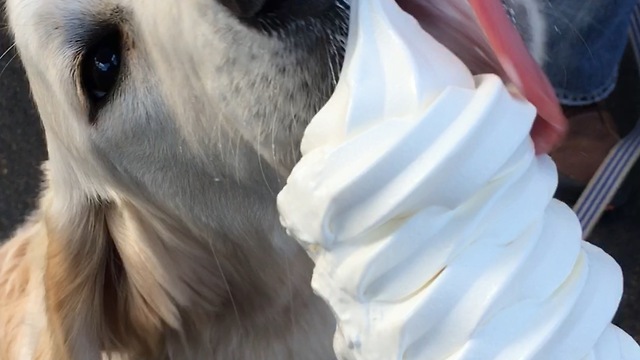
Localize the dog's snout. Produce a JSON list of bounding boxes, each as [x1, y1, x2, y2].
[[218, 0, 335, 19]]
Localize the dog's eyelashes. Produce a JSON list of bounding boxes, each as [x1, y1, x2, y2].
[[81, 29, 122, 117]]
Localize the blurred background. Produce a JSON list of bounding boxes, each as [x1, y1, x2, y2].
[[1, 7, 639, 342]]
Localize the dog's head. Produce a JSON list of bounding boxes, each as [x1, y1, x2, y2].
[[7, 0, 350, 356], [8, 0, 349, 230], [6, 0, 545, 357]]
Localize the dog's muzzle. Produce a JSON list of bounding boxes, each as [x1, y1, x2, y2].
[[218, 0, 335, 19]]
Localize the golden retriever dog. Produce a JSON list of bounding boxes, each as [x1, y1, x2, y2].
[[0, 0, 547, 358]]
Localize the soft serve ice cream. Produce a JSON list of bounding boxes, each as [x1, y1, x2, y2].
[[277, 0, 640, 359]]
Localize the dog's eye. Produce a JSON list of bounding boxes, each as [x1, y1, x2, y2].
[[81, 29, 122, 107]]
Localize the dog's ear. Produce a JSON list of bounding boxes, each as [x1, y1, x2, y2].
[[41, 189, 170, 358]]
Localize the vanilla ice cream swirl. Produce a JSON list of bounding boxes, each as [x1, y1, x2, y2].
[[277, 0, 640, 359]]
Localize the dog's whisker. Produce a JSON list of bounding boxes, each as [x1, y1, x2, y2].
[[327, 40, 339, 88], [0, 43, 16, 63], [208, 240, 244, 336], [257, 119, 276, 196], [0, 52, 18, 80], [285, 255, 295, 330], [232, 130, 242, 185], [539, 5, 595, 61], [269, 107, 282, 185]]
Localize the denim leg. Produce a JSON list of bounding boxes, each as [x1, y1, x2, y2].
[[542, 0, 638, 105]]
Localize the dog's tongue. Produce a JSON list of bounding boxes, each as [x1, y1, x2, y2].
[[468, 0, 567, 154]]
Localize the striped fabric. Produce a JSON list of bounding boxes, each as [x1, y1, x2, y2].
[[572, 3, 640, 237]]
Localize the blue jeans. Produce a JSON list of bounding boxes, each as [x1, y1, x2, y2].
[[542, 0, 638, 106]]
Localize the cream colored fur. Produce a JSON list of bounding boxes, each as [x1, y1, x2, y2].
[[0, 0, 547, 359]]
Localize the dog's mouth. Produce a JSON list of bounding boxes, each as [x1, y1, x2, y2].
[[220, 0, 566, 171], [468, 0, 567, 154], [399, 0, 567, 154]]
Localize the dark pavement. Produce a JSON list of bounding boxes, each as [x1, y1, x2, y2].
[[1, 25, 639, 341], [0, 30, 46, 241]]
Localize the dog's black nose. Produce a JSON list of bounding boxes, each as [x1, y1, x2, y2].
[[219, 0, 334, 19]]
